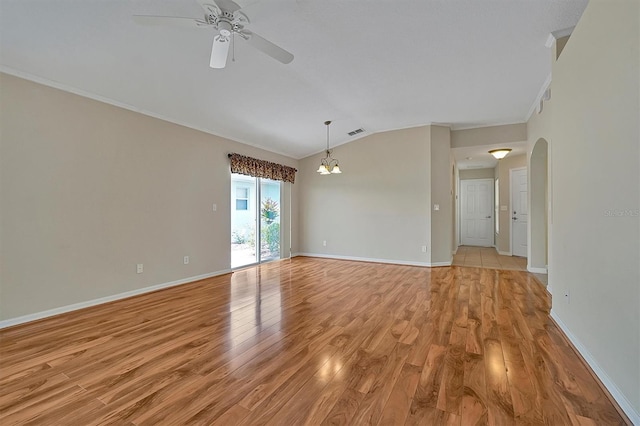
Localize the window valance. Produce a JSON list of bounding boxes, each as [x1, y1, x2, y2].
[[228, 153, 297, 184]]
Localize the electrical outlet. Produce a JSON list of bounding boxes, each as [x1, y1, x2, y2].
[[184, 256, 190, 265], [322, 240, 327, 247], [421, 246, 427, 253], [564, 288, 570, 304], [434, 204, 440, 211], [136, 263, 143, 274]]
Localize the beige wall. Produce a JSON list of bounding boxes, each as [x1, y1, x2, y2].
[[494, 154, 527, 254], [452, 162, 459, 253], [451, 123, 527, 148], [528, 139, 548, 271], [297, 124, 452, 266], [459, 168, 495, 180], [549, 0, 639, 418], [299, 126, 433, 265], [527, 81, 553, 273], [429, 125, 453, 264], [0, 73, 299, 321]]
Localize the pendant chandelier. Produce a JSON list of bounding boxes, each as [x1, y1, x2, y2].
[[316, 120, 342, 175]]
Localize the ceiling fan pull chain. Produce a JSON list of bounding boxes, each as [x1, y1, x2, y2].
[[232, 32, 236, 62]]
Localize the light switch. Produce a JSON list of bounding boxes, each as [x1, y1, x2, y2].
[[434, 204, 440, 211], [212, 203, 217, 211]]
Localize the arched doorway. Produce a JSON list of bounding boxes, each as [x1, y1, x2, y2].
[[529, 138, 549, 279]]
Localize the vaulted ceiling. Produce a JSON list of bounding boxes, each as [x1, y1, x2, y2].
[[0, 0, 588, 159]]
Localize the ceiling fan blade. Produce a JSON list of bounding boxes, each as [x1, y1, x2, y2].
[[210, 35, 230, 68], [194, 1, 220, 15], [133, 15, 207, 28], [242, 31, 294, 64], [211, 0, 242, 13]]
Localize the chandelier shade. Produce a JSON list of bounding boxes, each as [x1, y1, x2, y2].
[[489, 148, 512, 159]]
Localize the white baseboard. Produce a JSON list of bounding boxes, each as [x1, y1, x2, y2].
[[527, 265, 548, 274], [430, 260, 454, 267], [294, 252, 451, 268], [498, 250, 512, 256], [0, 269, 231, 329], [551, 310, 639, 425]]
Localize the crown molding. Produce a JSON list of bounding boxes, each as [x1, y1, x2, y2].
[[545, 26, 575, 48]]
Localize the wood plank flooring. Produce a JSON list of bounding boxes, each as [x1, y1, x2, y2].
[[0, 257, 628, 425]]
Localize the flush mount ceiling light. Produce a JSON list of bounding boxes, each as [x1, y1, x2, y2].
[[316, 120, 342, 175], [489, 148, 512, 159]]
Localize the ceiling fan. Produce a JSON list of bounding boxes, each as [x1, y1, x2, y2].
[[133, 0, 294, 69]]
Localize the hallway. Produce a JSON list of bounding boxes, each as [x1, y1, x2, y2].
[[453, 246, 527, 270], [452, 246, 548, 287]]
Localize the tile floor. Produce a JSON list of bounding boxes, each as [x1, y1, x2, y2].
[[452, 245, 548, 287], [453, 245, 526, 270]]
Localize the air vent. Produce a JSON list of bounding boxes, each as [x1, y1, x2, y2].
[[347, 128, 364, 136]]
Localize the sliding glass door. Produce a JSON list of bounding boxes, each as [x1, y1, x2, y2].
[[259, 178, 281, 262], [231, 173, 281, 268]]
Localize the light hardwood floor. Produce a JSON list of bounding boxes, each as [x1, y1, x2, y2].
[[0, 257, 627, 425]]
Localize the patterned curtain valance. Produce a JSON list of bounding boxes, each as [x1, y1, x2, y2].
[[228, 153, 297, 184]]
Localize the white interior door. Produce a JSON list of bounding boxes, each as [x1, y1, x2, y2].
[[511, 168, 528, 257], [460, 179, 494, 246]]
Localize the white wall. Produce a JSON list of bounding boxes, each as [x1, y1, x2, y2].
[[550, 0, 639, 419], [0, 73, 299, 322]]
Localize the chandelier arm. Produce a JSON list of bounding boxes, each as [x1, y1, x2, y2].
[[317, 120, 341, 175]]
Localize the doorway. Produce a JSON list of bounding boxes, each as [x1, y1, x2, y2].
[[231, 173, 281, 268], [529, 139, 549, 274], [460, 178, 494, 246], [510, 167, 528, 257]]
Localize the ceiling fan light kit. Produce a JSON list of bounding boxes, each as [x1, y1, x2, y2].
[[317, 121, 342, 175], [489, 148, 512, 159], [134, 0, 294, 69]]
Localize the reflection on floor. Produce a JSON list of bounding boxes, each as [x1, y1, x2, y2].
[[0, 258, 625, 424]]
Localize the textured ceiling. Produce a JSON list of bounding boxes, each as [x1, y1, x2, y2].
[[0, 0, 588, 159]]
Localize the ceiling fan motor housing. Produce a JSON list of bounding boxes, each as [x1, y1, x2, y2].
[[218, 20, 232, 37]]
